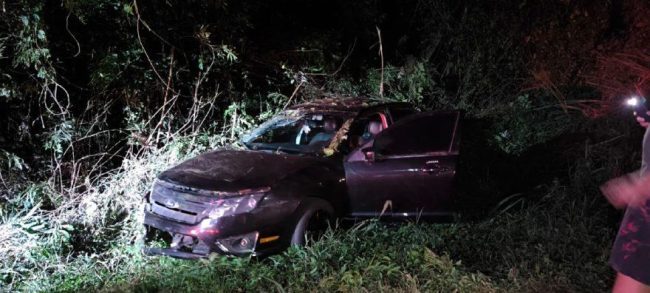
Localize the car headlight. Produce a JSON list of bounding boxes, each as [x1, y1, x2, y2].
[[207, 193, 265, 219]]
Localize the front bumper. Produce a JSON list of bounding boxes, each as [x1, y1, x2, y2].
[[142, 180, 300, 259], [142, 247, 207, 259], [143, 209, 286, 258]]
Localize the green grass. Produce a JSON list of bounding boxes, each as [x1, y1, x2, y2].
[[37, 221, 498, 292], [1, 135, 618, 292], [441, 185, 616, 292], [10, 183, 615, 292]]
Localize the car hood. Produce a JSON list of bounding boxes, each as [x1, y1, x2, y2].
[[157, 149, 324, 192]]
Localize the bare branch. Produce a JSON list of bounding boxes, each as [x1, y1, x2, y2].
[[376, 26, 384, 98]]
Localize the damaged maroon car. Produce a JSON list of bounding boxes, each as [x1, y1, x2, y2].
[[143, 98, 461, 258]]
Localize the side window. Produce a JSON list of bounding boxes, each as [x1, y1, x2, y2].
[[374, 112, 459, 156], [346, 111, 388, 151], [348, 114, 379, 149]]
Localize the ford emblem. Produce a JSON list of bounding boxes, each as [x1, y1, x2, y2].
[[165, 199, 180, 209]]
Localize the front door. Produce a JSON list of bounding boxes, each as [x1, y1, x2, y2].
[[344, 111, 460, 218]]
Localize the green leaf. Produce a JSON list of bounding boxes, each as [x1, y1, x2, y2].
[[123, 3, 134, 15], [20, 16, 29, 26], [37, 30, 46, 41]]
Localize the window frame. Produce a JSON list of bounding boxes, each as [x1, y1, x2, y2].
[[386, 104, 418, 124], [372, 111, 461, 159]]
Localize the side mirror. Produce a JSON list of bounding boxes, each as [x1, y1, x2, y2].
[[361, 147, 375, 162]]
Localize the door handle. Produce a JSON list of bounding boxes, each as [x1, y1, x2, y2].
[[425, 160, 439, 165], [422, 160, 440, 174]]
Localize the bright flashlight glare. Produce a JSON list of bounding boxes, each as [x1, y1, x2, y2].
[[626, 97, 640, 107]]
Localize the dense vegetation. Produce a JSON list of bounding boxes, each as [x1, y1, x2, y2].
[[2, 0, 650, 291]]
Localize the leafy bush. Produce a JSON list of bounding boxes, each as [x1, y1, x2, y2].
[[365, 62, 431, 107], [492, 94, 573, 155]]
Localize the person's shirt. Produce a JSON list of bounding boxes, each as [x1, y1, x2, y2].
[[309, 132, 334, 145], [358, 132, 374, 146]]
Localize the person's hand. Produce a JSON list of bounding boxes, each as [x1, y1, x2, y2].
[[601, 173, 650, 208], [636, 111, 650, 128], [301, 124, 311, 134]]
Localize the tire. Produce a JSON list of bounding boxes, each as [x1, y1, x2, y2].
[[290, 198, 335, 246]]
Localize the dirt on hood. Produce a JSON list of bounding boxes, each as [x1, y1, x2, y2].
[[157, 150, 322, 192]]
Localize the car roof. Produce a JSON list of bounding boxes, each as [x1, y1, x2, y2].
[[287, 96, 413, 115]]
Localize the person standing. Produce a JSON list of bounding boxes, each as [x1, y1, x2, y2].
[[601, 113, 650, 292]]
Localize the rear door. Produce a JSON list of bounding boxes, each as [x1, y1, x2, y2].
[[344, 111, 461, 218]]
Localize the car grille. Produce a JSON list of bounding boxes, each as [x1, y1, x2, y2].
[[149, 182, 209, 224]]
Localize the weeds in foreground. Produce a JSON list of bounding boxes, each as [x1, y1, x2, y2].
[[44, 221, 498, 292], [5, 177, 615, 292], [0, 101, 621, 292]]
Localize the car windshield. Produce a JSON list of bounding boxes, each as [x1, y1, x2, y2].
[[242, 110, 343, 154]]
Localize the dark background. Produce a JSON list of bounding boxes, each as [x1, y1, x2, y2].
[[2, 0, 650, 291]]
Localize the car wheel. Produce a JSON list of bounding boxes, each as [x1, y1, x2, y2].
[[290, 198, 335, 246]]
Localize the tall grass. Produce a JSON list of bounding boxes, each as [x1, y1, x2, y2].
[[0, 98, 257, 291], [0, 136, 201, 291], [1, 99, 620, 292], [3, 170, 615, 292], [41, 221, 500, 292]]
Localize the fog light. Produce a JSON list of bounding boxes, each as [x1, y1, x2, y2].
[[215, 231, 259, 254]]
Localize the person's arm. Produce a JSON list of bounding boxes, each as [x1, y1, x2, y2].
[[601, 111, 650, 208], [637, 115, 649, 128], [601, 173, 650, 208]]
